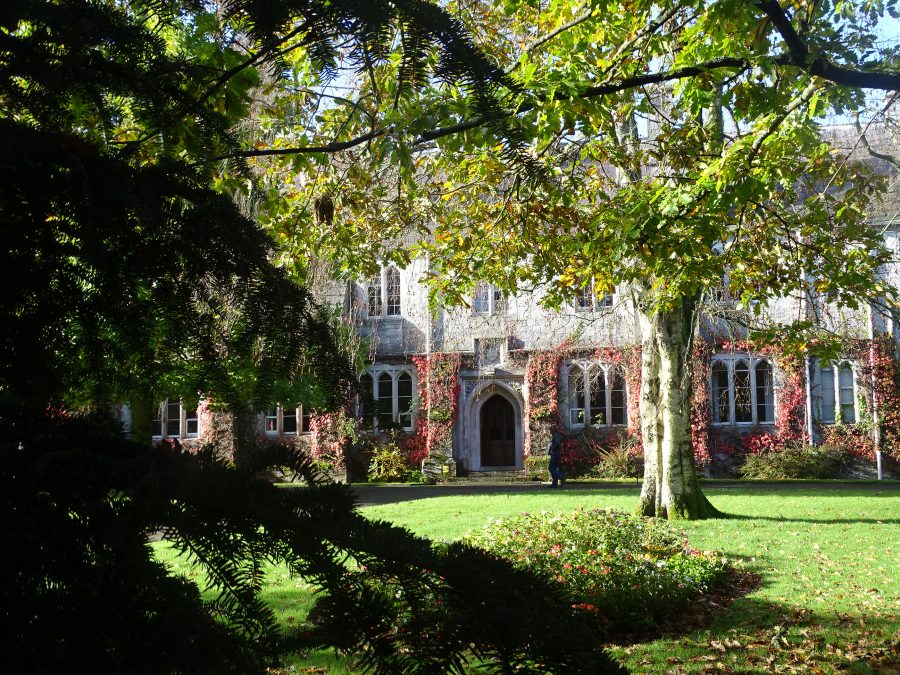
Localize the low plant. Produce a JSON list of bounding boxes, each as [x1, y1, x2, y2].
[[740, 444, 851, 480], [368, 443, 414, 482], [592, 436, 643, 479], [524, 454, 550, 480], [463, 508, 729, 635]]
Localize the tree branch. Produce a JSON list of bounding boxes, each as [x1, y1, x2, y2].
[[756, 0, 900, 90], [214, 2, 900, 162]]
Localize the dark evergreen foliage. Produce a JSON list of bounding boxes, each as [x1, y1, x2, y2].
[[0, 1, 622, 671], [0, 405, 625, 673]]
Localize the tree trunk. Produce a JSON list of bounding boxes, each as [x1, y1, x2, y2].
[[128, 393, 156, 446], [636, 294, 721, 520], [228, 404, 259, 464]]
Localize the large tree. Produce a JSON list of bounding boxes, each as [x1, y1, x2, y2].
[[240, 0, 900, 518]]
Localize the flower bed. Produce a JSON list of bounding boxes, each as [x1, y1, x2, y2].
[[463, 508, 729, 635]]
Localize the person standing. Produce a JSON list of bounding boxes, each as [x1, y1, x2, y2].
[[547, 431, 564, 488]]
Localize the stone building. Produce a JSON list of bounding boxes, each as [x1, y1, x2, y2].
[[146, 124, 900, 478]]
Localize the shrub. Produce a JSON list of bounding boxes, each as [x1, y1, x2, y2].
[[740, 444, 851, 479], [368, 443, 415, 482], [592, 436, 643, 479], [463, 509, 729, 635], [524, 454, 550, 480]]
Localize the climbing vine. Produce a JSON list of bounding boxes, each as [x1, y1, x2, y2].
[[523, 342, 569, 456], [695, 340, 806, 464], [409, 352, 461, 463], [546, 345, 642, 474]]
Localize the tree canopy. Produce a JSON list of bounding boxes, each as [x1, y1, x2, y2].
[[230, 0, 900, 518]]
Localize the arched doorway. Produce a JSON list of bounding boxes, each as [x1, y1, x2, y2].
[[480, 394, 515, 467]]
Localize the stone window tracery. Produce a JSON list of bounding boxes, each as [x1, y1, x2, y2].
[[358, 366, 416, 431], [709, 355, 775, 425], [565, 361, 628, 429]]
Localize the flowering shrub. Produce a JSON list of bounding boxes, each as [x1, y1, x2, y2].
[[693, 340, 807, 466], [463, 509, 729, 635]]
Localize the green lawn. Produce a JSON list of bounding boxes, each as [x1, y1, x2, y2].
[[157, 486, 900, 673]]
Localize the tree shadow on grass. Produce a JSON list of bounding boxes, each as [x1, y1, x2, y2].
[[717, 512, 900, 525], [609, 573, 899, 673], [680, 512, 893, 528]]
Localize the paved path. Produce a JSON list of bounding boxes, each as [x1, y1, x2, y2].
[[348, 480, 898, 506]]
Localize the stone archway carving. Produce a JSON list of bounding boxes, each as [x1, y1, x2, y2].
[[462, 381, 524, 471]]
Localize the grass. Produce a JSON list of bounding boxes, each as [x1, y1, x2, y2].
[[156, 485, 899, 673]]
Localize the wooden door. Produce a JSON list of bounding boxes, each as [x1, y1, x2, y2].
[[480, 395, 515, 467]]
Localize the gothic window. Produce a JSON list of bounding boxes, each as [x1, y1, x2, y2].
[[755, 361, 775, 423], [365, 265, 402, 318], [734, 360, 752, 423], [566, 361, 628, 429], [359, 373, 375, 429], [358, 367, 416, 431], [264, 404, 312, 435], [711, 362, 730, 423], [710, 355, 776, 425], [398, 371, 413, 428], [588, 366, 606, 425], [815, 362, 857, 424], [152, 399, 199, 439], [472, 282, 507, 315], [386, 266, 401, 316], [366, 273, 382, 317], [567, 365, 586, 426], [610, 367, 628, 425], [378, 372, 394, 428]]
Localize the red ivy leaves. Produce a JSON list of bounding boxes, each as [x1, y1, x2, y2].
[[409, 352, 461, 460]]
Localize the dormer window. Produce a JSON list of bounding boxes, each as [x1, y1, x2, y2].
[[575, 280, 614, 311], [366, 265, 401, 318], [473, 282, 507, 315]]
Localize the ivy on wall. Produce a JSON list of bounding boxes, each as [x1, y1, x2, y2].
[[521, 344, 643, 472], [522, 345, 566, 456], [309, 410, 354, 471], [697, 337, 900, 464], [844, 336, 900, 460], [697, 340, 805, 463], [409, 352, 461, 463]]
